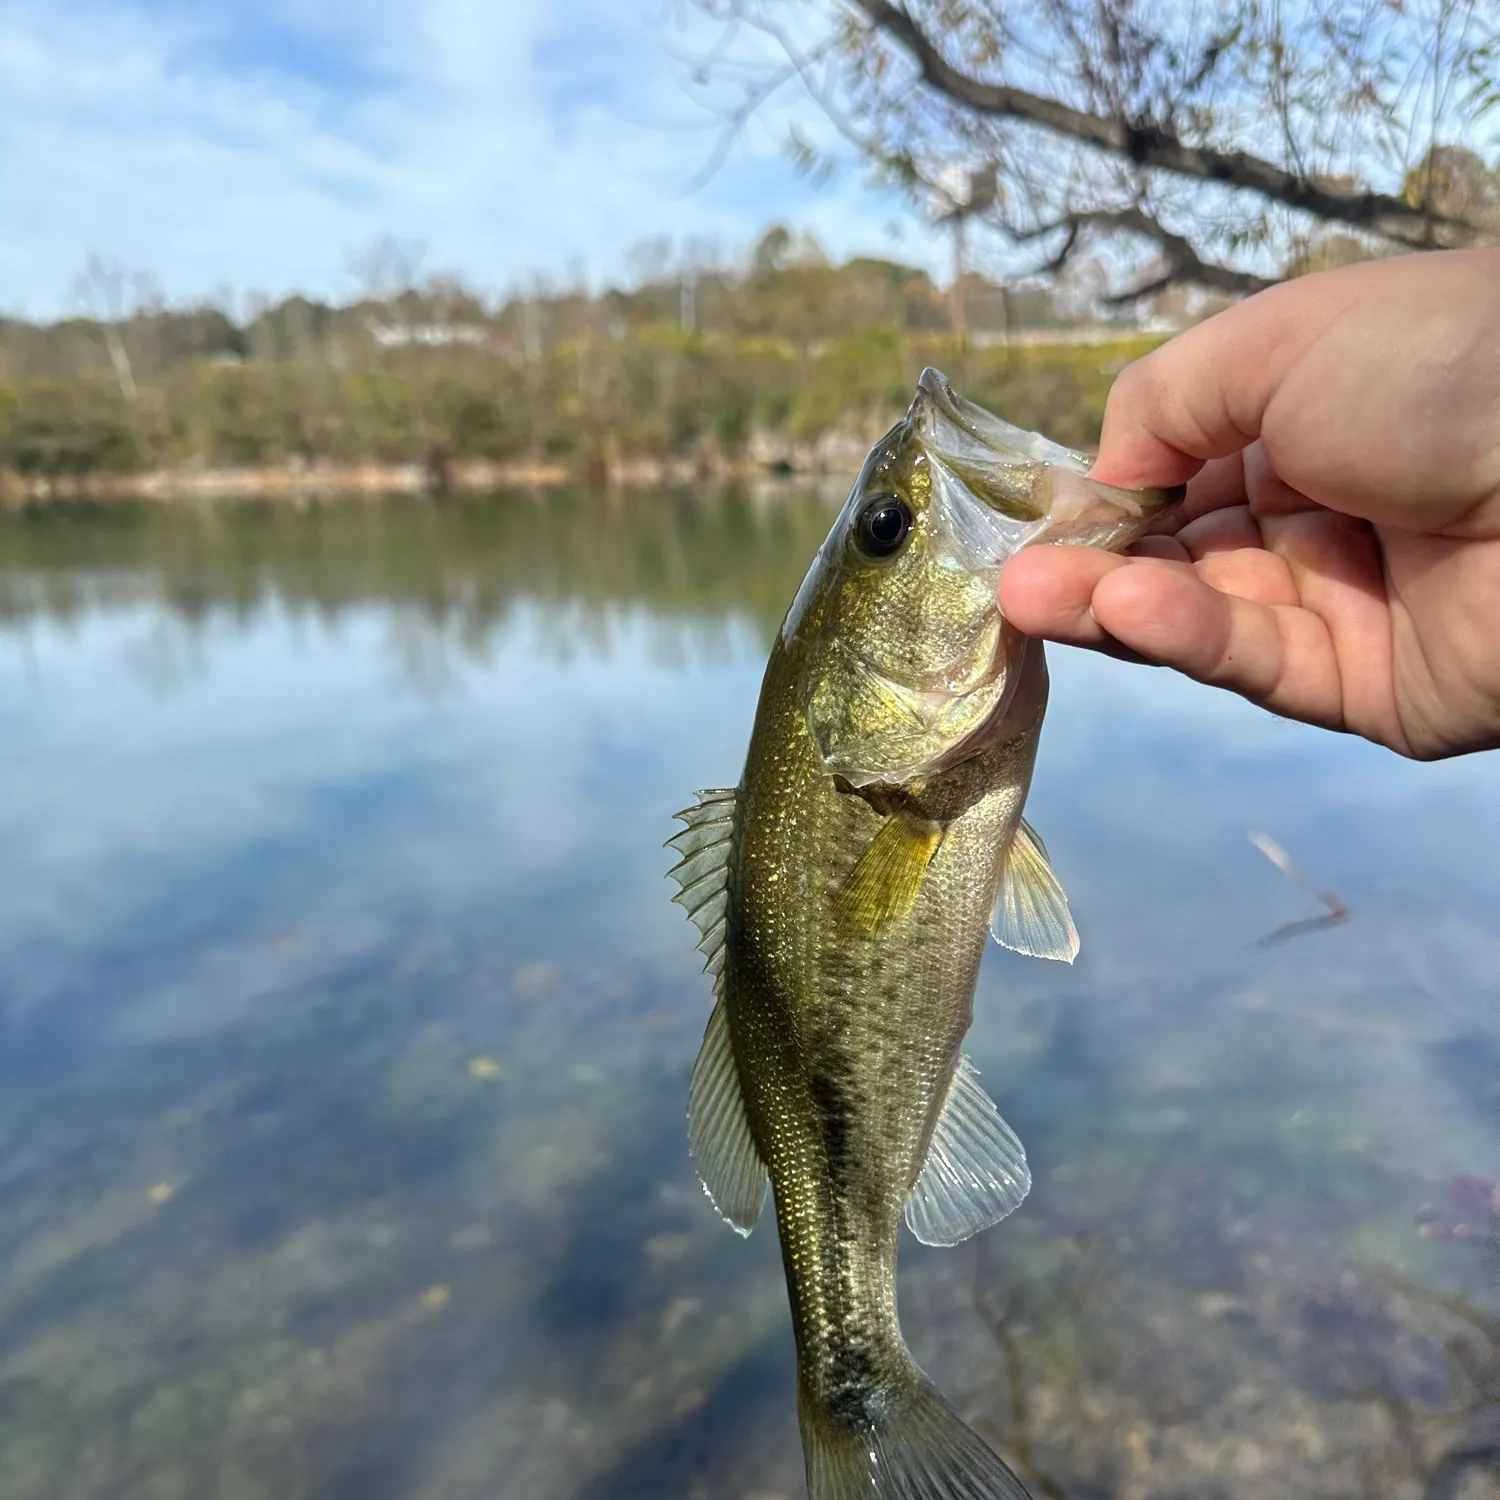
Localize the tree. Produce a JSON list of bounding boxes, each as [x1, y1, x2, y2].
[[71, 254, 145, 401], [752, 224, 794, 275], [1406, 143, 1500, 227], [685, 0, 1500, 299]]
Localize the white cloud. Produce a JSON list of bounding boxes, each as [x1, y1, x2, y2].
[[0, 0, 932, 318]]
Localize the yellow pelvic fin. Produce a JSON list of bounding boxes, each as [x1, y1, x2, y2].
[[838, 813, 943, 935]]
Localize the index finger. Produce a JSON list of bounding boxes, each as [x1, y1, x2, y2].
[[1087, 275, 1353, 490]]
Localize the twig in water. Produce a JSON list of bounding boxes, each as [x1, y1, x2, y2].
[[1247, 831, 1351, 950]]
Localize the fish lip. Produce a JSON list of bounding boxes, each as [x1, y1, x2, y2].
[[913, 366, 1186, 537], [914, 365, 1095, 475]]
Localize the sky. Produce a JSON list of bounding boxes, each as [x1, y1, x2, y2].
[[0, 0, 940, 320]]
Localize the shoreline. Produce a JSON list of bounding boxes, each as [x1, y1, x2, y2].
[[0, 431, 882, 506]]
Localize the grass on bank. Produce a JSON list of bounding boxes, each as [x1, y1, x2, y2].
[[0, 330, 1165, 481]]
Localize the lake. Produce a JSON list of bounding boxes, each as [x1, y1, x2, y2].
[[0, 490, 1496, 1500]]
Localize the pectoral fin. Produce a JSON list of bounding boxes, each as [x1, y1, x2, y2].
[[991, 817, 1079, 963], [905, 1054, 1031, 1247], [837, 813, 943, 935]]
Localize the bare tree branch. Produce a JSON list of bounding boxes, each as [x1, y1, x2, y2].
[[852, 0, 1482, 249], [1012, 205, 1279, 298]]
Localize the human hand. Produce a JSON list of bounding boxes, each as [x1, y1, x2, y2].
[[1000, 248, 1500, 759]]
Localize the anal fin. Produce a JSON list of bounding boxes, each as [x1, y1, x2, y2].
[[905, 1054, 1030, 1247], [687, 998, 768, 1235]]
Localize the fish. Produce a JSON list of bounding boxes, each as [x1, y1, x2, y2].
[[668, 368, 1182, 1500]]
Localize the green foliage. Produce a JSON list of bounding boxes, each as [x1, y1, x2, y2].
[[0, 251, 1158, 480], [782, 326, 909, 439], [0, 332, 1152, 478], [0, 378, 141, 475], [954, 338, 1161, 450]]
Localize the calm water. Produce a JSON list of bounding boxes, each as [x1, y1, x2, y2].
[[0, 491, 1497, 1500]]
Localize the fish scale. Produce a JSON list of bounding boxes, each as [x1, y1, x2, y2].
[[669, 369, 1182, 1499]]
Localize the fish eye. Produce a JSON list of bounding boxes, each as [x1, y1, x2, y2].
[[853, 494, 913, 559]]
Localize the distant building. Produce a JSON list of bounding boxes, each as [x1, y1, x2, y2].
[[366, 321, 488, 349]]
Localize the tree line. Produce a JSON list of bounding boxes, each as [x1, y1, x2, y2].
[[0, 234, 1174, 482]]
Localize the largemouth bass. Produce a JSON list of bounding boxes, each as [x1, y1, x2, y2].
[[668, 369, 1181, 1500]]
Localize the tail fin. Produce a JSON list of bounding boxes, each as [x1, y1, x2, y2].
[[800, 1374, 1033, 1500]]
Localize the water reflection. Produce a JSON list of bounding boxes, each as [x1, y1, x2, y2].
[[0, 487, 842, 676], [0, 490, 1495, 1499]]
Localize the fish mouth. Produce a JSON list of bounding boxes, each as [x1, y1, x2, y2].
[[802, 371, 1182, 787], [915, 367, 1097, 482], [911, 367, 1183, 559]]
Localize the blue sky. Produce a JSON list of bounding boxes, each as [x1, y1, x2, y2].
[[0, 0, 937, 319]]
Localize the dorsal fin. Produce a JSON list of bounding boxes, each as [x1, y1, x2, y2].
[[667, 788, 737, 988], [905, 1054, 1031, 1247], [991, 816, 1078, 963]]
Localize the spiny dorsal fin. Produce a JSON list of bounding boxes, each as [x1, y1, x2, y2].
[[687, 998, 768, 1235], [837, 812, 942, 935], [905, 1054, 1031, 1247], [667, 788, 737, 990], [991, 816, 1078, 963]]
